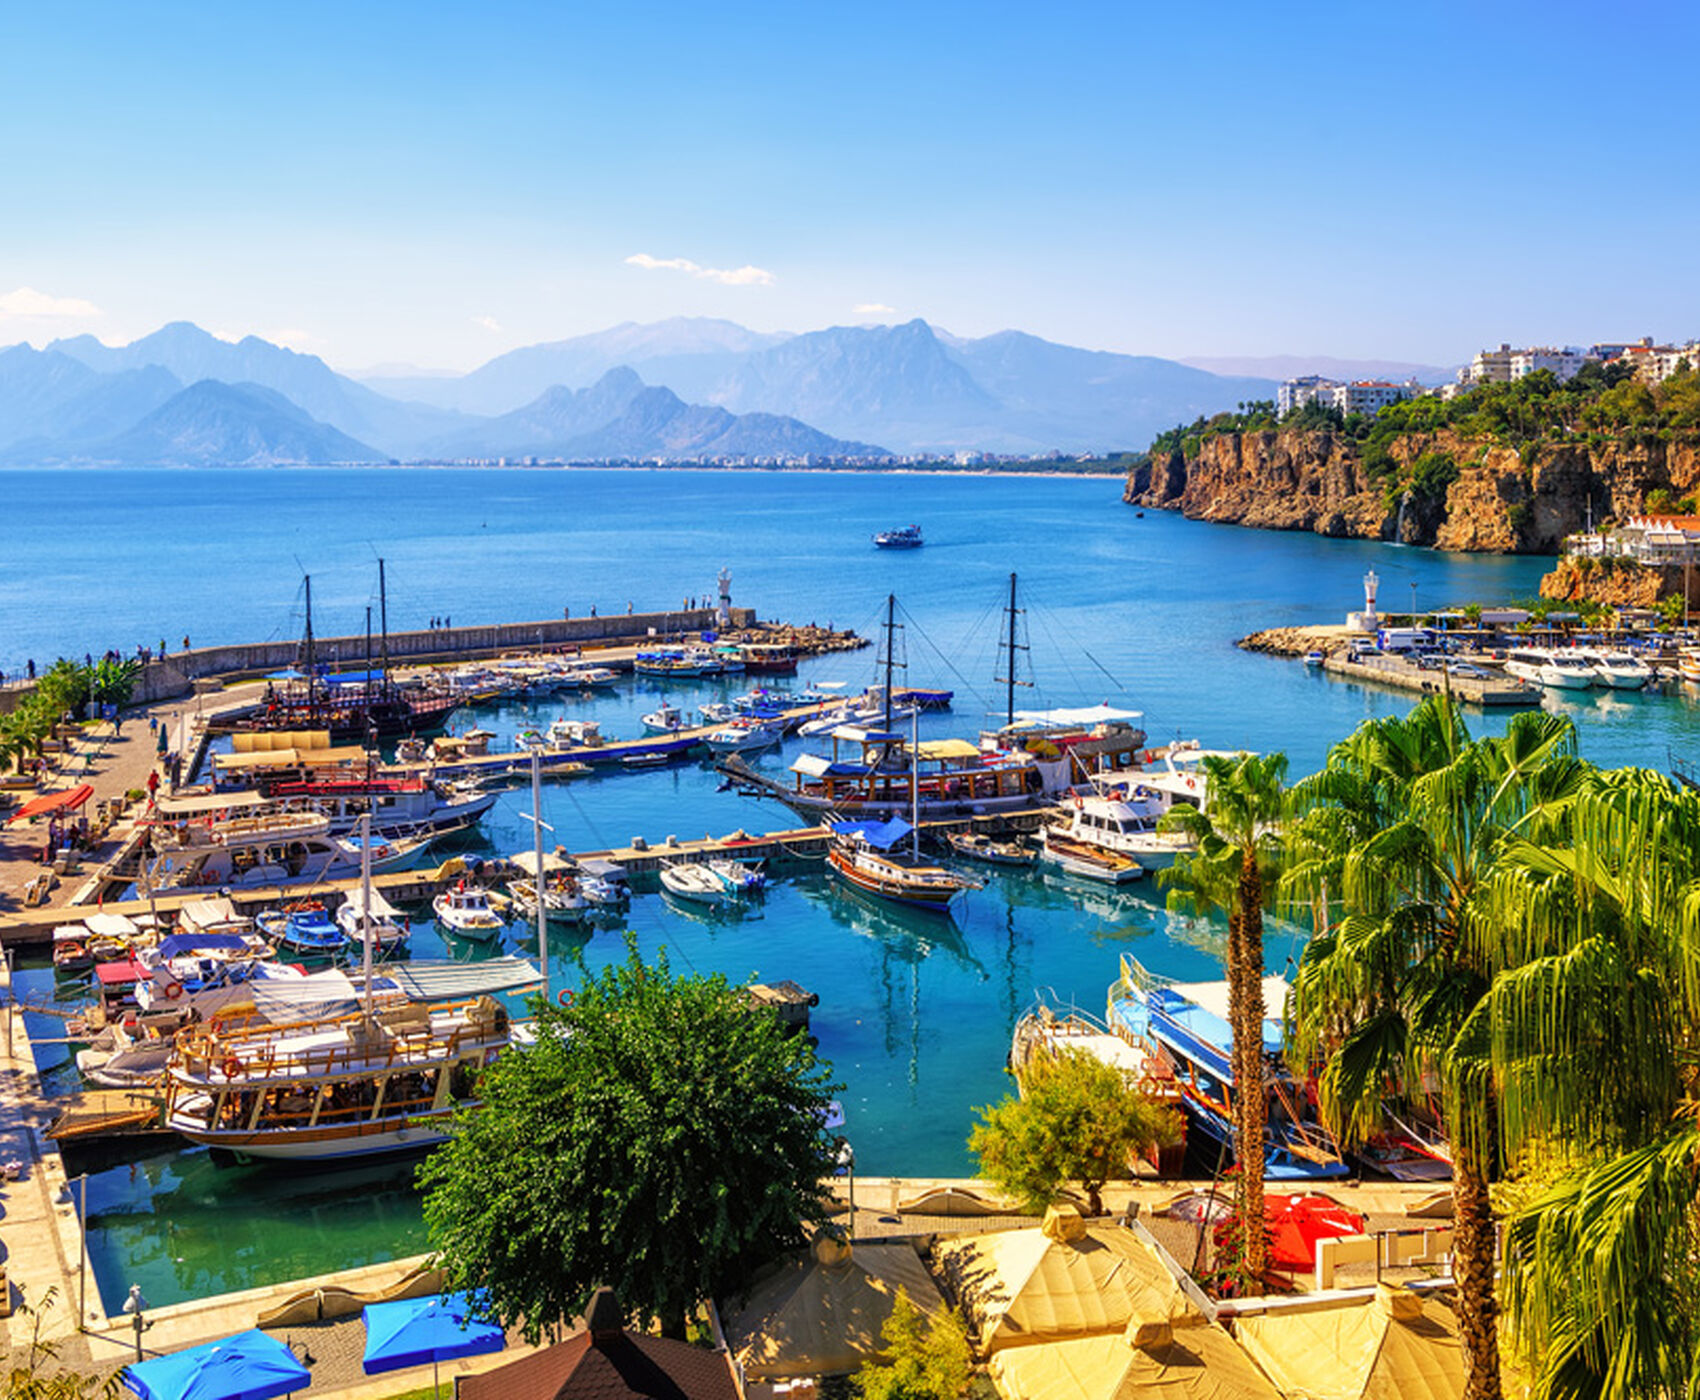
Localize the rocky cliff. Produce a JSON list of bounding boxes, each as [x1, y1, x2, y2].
[[1537, 556, 1688, 608], [1125, 429, 1700, 554]]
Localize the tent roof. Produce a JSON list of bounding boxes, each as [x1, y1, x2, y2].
[[459, 1327, 739, 1400], [1011, 705, 1144, 728], [7, 784, 93, 824], [933, 1213, 1194, 1355], [1233, 1287, 1465, 1400], [987, 1319, 1281, 1400], [830, 817, 914, 850], [725, 1237, 945, 1379]]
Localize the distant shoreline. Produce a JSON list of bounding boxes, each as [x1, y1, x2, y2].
[[0, 462, 1131, 480]]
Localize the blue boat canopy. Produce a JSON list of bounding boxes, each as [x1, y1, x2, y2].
[[831, 817, 914, 850], [155, 932, 252, 961]]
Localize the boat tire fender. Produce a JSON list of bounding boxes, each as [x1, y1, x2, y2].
[[222, 1055, 241, 1078], [163, 979, 184, 1001]]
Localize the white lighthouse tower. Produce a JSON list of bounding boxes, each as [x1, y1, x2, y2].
[[716, 568, 733, 630], [1348, 569, 1380, 632]]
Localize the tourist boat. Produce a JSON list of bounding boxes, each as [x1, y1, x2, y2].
[[1047, 778, 1197, 870], [873, 524, 923, 548], [640, 702, 689, 734], [336, 887, 411, 951], [824, 818, 974, 912], [1575, 647, 1653, 690], [736, 642, 800, 674], [1504, 646, 1596, 690], [659, 861, 734, 908], [257, 901, 347, 956], [559, 663, 619, 689], [945, 831, 1036, 866], [705, 857, 766, 895], [261, 773, 498, 841], [1106, 954, 1349, 1180], [635, 647, 721, 678], [702, 718, 783, 754], [1038, 828, 1144, 884], [1009, 994, 1187, 1176], [433, 885, 506, 940], [145, 809, 429, 892], [160, 993, 516, 1161], [796, 690, 917, 737], [505, 851, 592, 925]]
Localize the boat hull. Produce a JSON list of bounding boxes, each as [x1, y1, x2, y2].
[[826, 846, 960, 911]]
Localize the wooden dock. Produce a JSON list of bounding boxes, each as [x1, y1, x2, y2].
[[47, 1087, 167, 1144]]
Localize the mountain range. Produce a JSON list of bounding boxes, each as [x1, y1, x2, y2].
[[0, 316, 1283, 467]]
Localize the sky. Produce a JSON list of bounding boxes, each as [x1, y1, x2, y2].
[[1, 1, 1696, 373]]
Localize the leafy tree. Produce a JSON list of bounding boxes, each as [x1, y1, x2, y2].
[[857, 1288, 971, 1400], [419, 941, 841, 1341], [1283, 698, 1586, 1400], [1159, 751, 1288, 1289], [2, 1288, 121, 1399], [970, 1046, 1179, 1216]]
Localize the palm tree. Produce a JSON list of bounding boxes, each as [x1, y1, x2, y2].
[[1283, 697, 1584, 1400], [1476, 769, 1700, 1398], [1161, 750, 1288, 1289]]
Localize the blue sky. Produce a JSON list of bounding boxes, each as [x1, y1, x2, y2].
[[1, 1, 1695, 370]]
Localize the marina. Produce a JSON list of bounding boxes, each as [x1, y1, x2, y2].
[[2, 467, 1695, 1325]]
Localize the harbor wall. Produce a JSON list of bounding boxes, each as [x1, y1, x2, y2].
[[127, 607, 758, 704]]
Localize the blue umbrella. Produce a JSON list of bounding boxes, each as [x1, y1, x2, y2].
[[363, 1291, 505, 1396], [124, 1328, 310, 1400]]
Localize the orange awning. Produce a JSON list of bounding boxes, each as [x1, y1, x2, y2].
[[7, 785, 94, 823]]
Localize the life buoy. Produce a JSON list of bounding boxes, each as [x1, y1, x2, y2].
[[557, 988, 574, 1006], [1073, 793, 1084, 810], [163, 979, 184, 1002], [1185, 777, 1197, 791], [222, 1055, 241, 1078]]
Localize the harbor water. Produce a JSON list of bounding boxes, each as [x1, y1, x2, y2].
[[9, 467, 1696, 1310]]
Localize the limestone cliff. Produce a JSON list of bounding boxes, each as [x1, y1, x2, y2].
[[1125, 429, 1700, 554], [1538, 556, 1688, 608]]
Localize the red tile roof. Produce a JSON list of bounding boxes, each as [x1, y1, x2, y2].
[[459, 1329, 741, 1400]]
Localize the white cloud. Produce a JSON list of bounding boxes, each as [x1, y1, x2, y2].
[[854, 303, 897, 316], [624, 253, 775, 287], [0, 286, 101, 319], [472, 315, 502, 332]]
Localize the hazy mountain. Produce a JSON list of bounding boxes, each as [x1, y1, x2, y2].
[[369, 318, 795, 416], [0, 345, 181, 450], [58, 380, 384, 466], [1178, 354, 1454, 385], [49, 322, 474, 455], [424, 367, 882, 460]]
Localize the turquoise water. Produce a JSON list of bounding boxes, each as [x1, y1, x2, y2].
[[11, 467, 1696, 1309]]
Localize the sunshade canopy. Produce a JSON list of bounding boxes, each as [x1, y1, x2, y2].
[[362, 1291, 505, 1374], [7, 784, 93, 823], [987, 1315, 1282, 1400], [124, 1327, 310, 1400], [830, 818, 913, 851]]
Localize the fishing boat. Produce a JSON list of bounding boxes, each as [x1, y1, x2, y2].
[[944, 830, 1036, 866], [336, 887, 411, 951], [1106, 954, 1348, 1180], [659, 861, 734, 908], [506, 850, 592, 925], [578, 858, 631, 906], [1303, 650, 1326, 667], [825, 818, 974, 912], [257, 901, 347, 956], [559, 663, 619, 689], [640, 702, 688, 734], [1038, 829, 1144, 884], [433, 885, 506, 941], [1009, 994, 1187, 1176], [705, 857, 767, 895], [873, 524, 923, 548]]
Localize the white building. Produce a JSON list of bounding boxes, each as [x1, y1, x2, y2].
[[1465, 344, 1516, 384], [1509, 347, 1591, 382], [1332, 380, 1420, 415], [1277, 375, 1339, 416]]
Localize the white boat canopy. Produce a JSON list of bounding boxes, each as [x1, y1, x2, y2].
[[1172, 975, 1290, 1023], [385, 957, 544, 1001], [154, 790, 269, 817], [177, 897, 247, 932], [82, 913, 141, 938], [1009, 704, 1145, 728], [510, 850, 572, 877]]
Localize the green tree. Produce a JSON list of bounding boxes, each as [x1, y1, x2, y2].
[[419, 941, 841, 1341], [1159, 751, 1288, 1289], [1283, 698, 1585, 1400], [856, 1288, 971, 1400], [968, 1046, 1180, 1216], [2, 1288, 121, 1399]]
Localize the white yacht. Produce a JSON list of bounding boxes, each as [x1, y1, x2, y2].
[[659, 861, 735, 908], [147, 810, 428, 891], [1048, 778, 1198, 870], [1503, 647, 1596, 690], [1576, 648, 1652, 690]]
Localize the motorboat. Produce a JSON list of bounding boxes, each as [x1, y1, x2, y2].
[[1575, 647, 1653, 690], [824, 818, 974, 912], [145, 808, 429, 891], [659, 861, 734, 908], [873, 524, 923, 548], [1107, 954, 1348, 1180], [506, 850, 592, 925], [705, 857, 766, 895], [560, 664, 619, 688], [640, 702, 689, 734], [1503, 647, 1596, 690], [945, 831, 1036, 866], [635, 648, 721, 678], [1038, 829, 1144, 884], [336, 887, 411, 950], [433, 885, 507, 941], [702, 718, 783, 754], [1303, 650, 1326, 667], [1049, 778, 1197, 870], [697, 701, 740, 724], [577, 858, 631, 906], [257, 901, 347, 956]]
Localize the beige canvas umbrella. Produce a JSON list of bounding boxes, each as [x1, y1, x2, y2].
[[988, 1313, 1282, 1400], [1232, 1284, 1466, 1400], [933, 1205, 1194, 1356], [725, 1235, 947, 1380]]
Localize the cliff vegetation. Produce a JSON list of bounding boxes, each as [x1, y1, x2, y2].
[[1126, 363, 1700, 552]]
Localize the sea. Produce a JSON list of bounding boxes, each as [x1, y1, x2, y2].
[[7, 466, 1695, 1311]]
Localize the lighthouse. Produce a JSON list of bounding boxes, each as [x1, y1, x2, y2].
[[1347, 569, 1380, 632]]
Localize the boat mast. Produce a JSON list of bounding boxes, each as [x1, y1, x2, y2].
[[531, 748, 549, 1002], [358, 811, 374, 1027], [883, 594, 896, 734], [910, 701, 920, 860], [365, 606, 373, 701], [993, 572, 1030, 727], [378, 558, 390, 691], [303, 574, 316, 707]]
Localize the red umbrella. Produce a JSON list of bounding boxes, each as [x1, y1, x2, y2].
[[1263, 1193, 1365, 1271]]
